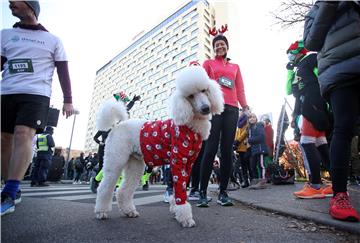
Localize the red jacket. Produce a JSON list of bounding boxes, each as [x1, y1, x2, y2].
[[264, 123, 274, 156], [140, 119, 202, 205], [203, 56, 247, 109]]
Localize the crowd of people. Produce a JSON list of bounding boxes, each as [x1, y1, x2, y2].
[[1, 0, 359, 224]]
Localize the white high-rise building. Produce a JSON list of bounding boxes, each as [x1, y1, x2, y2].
[[84, 0, 216, 152]]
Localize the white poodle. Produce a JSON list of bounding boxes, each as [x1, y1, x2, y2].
[[94, 65, 224, 227]]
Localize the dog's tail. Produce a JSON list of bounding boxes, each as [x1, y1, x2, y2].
[[96, 99, 129, 131]]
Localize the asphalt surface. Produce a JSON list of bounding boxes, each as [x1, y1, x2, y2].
[[227, 182, 360, 235], [1, 182, 359, 243]]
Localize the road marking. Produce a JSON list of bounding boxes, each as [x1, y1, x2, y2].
[[17, 184, 169, 206], [23, 190, 94, 196], [47, 190, 164, 201], [111, 194, 165, 206], [21, 187, 89, 192]]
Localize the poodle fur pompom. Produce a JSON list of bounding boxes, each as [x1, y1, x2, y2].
[[96, 99, 129, 131]]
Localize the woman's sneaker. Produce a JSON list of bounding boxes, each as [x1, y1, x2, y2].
[[1, 192, 15, 216], [293, 183, 325, 199], [188, 190, 200, 201], [196, 191, 209, 207], [329, 192, 359, 222], [217, 191, 234, 206], [189, 190, 212, 202]]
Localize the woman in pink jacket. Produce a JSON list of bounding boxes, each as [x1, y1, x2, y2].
[[197, 25, 249, 207]]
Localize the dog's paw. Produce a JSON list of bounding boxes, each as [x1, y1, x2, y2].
[[125, 210, 139, 218], [96, 212, 109, 220], [169, 204, 176, 215], [180, 218, 196, 228]]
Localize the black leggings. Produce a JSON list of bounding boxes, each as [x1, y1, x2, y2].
[[301, 143, 330, 184], [329, 84, 360, 194], [190, 142, 205, 191], [97, 145, 105, 171], [238, 151, 250, 180], [199, 105, 239, 192]]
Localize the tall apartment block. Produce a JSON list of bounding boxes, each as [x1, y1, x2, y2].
[[85, 0, 215, 152]]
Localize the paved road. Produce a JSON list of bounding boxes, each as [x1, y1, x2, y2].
[[2, 183, 359, 243], [20, 183, 167, 206]]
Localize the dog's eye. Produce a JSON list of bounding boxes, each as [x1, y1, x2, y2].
[[201, 89, 207, 93], [188, 94, 194, 99]]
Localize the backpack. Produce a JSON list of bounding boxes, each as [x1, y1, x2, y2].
[[266, 163, 295, 185]]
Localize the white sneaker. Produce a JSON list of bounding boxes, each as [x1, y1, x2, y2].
[[163, 190, 173, 203]]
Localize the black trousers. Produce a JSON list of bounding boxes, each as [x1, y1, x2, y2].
[[329, 83, 360, 194], [199, 105, 239, 192]]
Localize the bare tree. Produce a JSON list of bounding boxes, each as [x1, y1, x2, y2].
[[271, 0, 315, 29]]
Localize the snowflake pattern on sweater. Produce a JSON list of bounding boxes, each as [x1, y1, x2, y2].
[[140, 119, 202, 205]]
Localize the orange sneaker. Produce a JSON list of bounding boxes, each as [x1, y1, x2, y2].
[[329, 192, 359, 222], [321, 184, 333, 197], [293, 183, 325, 199]]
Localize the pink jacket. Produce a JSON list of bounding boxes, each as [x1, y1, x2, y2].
[[203, 56, 248, 109]]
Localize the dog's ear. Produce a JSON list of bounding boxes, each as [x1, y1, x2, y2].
[[207, 79, 224, 115], [169, 91, 194, 125]]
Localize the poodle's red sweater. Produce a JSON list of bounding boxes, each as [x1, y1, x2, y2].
[[140, 119, 202, 205]]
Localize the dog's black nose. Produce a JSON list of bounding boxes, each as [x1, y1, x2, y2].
[[200, 105, 210, 114]]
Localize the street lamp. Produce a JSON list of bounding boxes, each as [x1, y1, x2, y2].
[[64, 109, 80, 179]]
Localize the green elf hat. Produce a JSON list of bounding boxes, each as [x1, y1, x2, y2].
[[286, 40, 308, 55], [113, 90, 130, 102]]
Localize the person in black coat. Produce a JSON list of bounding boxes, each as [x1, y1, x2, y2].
[[303, 1, 360, 222], [286, 40, 332, 200]]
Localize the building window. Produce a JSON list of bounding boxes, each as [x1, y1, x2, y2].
[[165, 34, 179, 44], [181, 37, 197, 49], [164, 48, 178, 58], [182, 53, 198, 63], [174, 21, 188, 32], [157, 46, 169, 56], [191, 28, 199, 36], [191, 43, 199, 51], [173, 50, 187, 61], [204, 14, 210, 24], [174, 35, 188, 45], [166, 20, 179, 31], [164, 63, 177, 73], [152, 31, 163, 41], [191, 13, 199, 21], [157, 60, 169, 69], [182, 8, 197, 20], [172, 65, 186, 77], [159, 33, 170, 42]]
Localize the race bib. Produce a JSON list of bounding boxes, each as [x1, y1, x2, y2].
[[8, 59, 34, 74], [218, 76, 234, 89]]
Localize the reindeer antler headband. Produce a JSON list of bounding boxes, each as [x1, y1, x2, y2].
[[208, 24, 228, 37]]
